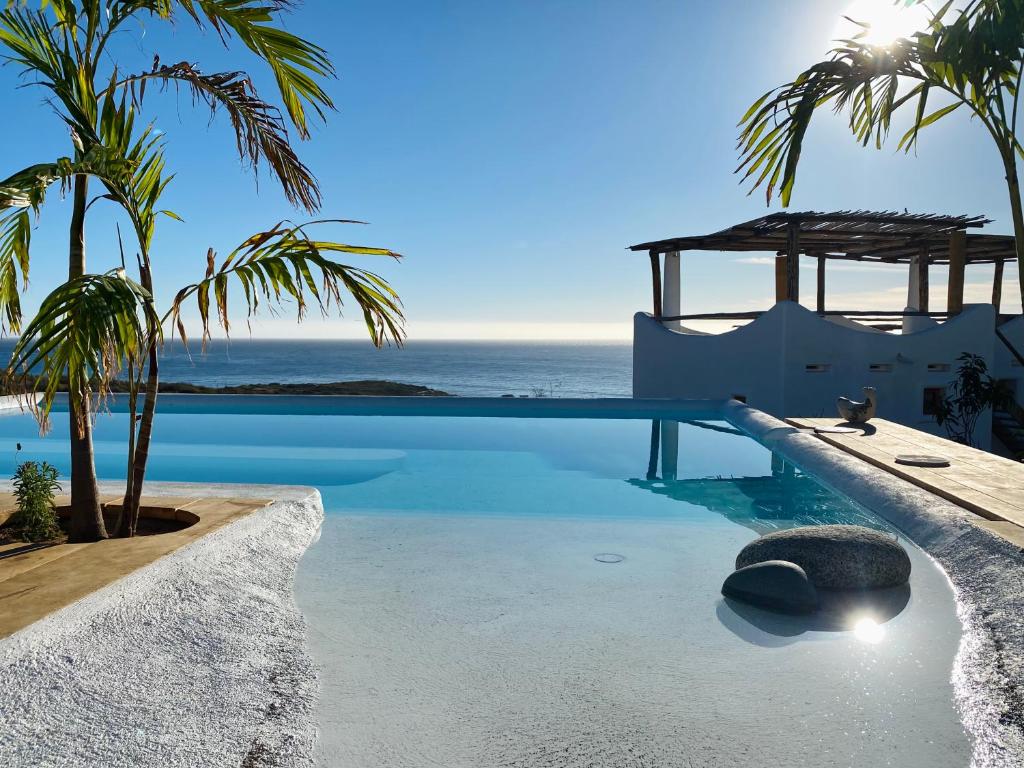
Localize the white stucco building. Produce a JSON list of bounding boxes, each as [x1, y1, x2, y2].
[[630, 211, 1024, 452]]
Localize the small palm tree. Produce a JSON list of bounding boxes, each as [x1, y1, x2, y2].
[[0, 2, 403, 540], [738, 0, 1024, 309]]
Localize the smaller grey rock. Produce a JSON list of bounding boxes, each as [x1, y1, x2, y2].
[[721, 560, 818, 614]]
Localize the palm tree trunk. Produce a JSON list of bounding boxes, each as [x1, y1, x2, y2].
[[124, 340, 158, 536], [123, 257, 159, 537], [115, 355, 139, 537], [1000, 150, 1024, 313], [67, 174, 107, 543]]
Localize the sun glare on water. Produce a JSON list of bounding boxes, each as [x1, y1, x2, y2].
[[853, 617, 886, 644], [834, 0, 930, 47]]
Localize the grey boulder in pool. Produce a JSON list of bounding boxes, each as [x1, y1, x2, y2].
[[721, 559, 818, 614], [736, 524, 911, 589]]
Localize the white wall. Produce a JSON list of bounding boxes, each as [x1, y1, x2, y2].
[[634, 302, 998, 448]]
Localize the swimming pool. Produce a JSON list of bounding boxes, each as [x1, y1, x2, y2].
[[0, 397, 970, 766]]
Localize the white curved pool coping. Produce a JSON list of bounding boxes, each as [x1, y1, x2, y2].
[[0, 398, 1021, 766], [0, 482, 324, 768]]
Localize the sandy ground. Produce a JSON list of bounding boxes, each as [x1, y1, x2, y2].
[[298, 512, 968, 768], [0, 483, 323, 768]]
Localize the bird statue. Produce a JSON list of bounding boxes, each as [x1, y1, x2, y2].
[[837, 387, 877, 424]]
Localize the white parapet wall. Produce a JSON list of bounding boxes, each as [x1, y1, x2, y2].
[[634, 302, 1001, 446], [0, 393, 33, 412]]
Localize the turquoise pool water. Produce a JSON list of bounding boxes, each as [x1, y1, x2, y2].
[[2, 403, 882, 529], [0, 399, 969, 766]]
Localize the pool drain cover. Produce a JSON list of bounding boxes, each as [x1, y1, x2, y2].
[[594, 553, 625, 564]]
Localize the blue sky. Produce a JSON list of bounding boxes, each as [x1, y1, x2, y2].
[[2, 0, 1017, 340]]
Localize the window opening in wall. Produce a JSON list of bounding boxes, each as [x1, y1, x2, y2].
[[923, 386, 946, 416]]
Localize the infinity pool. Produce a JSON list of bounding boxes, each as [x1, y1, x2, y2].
[[0, 398, 970, 766]]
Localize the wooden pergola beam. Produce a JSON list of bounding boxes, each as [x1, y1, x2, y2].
[[775, 255, 787, 303], [947, 231, 967, 315], [917, 244, 929, 312], [993, 257, 1005, 313], [649, 249, 662, 318], [816, 254, 826, 312], [785, 222, 800, 303]]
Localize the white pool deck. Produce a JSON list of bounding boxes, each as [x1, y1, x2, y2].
[[789, 416, 1024, 545]]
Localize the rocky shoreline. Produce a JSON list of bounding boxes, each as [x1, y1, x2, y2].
[[6, 379, 452, 397], [140, 380, 452, 396]]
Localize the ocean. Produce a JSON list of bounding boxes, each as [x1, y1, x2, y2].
[[0, 339, 633, 399]]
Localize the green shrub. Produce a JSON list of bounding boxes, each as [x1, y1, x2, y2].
[[9, 461, 62, 542]]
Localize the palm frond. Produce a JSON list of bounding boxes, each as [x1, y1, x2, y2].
[[0, 148, 135, 336], [176, 0, 334, 137], [6, 270, 159, 434], [736, 5, 1017, 206], [0, 210, 31, 333], [0, 146, 133, 211], [0, 6, 98, 132], [169, 220, 404, 350], [115, 59, 318, 210], [98, 91, 178, 250]]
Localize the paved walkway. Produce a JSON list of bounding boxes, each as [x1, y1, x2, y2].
[[0, 494, 269, 638], [788, 417, 1024, 547]]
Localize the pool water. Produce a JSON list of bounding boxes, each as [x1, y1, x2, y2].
[[0, 404, 970, 766]]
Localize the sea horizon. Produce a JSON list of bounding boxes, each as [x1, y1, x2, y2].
[[0, 338, 634, 399]]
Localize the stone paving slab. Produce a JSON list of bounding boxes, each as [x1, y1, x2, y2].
[[0, 494, 271, 639], [789, 417, 1024, 534]]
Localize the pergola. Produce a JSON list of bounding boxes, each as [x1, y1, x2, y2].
[[630, 211, 1018, 324]]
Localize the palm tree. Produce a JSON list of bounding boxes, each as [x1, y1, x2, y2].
[[0, 1, 361, 540], [7, 214, 403, 537], [737, 0, 1024, 309]]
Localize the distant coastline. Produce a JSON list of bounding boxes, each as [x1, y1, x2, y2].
[[25, 379, 451, 397], [139, 380, 451, 397]]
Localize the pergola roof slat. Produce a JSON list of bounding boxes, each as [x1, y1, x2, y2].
[[630, 210, 1013, 264]]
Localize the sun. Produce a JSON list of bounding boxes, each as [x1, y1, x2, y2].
[[833, 0, 931, 47]]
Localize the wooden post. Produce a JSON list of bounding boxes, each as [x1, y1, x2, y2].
[[786, 222, 800, 303], [775, 255, 787, 303], [663, 251, 681, 329], [816, 255, 825, 312], [947, 231, 966, 315], [917, 245, 929, 313], [993, 257, 1005, 313], [649, 250, 662, 319]]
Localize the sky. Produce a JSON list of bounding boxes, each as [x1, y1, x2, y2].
[[1, 0, 1019, 341]]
